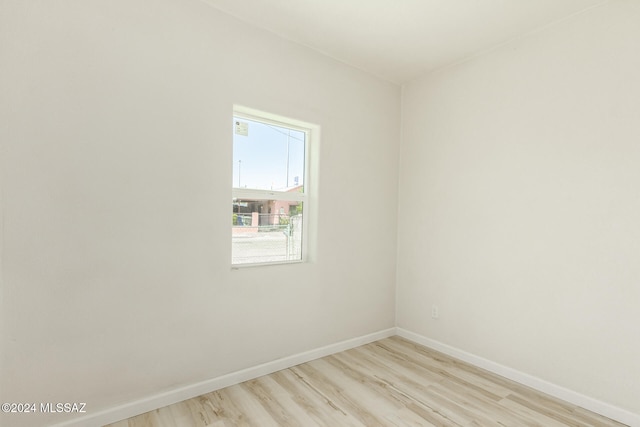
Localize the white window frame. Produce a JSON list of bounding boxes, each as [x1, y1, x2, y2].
[[231, 105, 313, 267]]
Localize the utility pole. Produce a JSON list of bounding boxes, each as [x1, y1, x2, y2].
[[286, 130, 290, 188]]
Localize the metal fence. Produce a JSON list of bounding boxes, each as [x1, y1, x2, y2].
[[232, 214, 302, 265], [234, 214, 252, 226], [233, 213, 290, 227]]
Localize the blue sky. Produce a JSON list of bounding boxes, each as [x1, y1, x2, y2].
[[233, 117, 305, 191]]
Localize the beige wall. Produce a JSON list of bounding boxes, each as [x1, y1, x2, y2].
[[0, 1, 400, 425], [397, 0, 640, 416]]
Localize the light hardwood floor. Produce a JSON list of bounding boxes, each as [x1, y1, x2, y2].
[[106, 336, 627, 426]]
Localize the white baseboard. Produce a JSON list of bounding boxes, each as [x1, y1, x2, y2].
[[49, 328, 396, 427], [396, 328, 639, 427], [49, 327, 639, 427]]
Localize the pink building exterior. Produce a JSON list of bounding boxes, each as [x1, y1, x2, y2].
[[232, 185, 302, 233]]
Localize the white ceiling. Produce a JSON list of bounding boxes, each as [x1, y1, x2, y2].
[[202, 0, 606, 84]]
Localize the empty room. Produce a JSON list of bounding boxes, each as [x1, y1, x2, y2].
[[1, 0, 638, 426]]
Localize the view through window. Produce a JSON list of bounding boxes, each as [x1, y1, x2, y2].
[[232, 109, 309, 266]]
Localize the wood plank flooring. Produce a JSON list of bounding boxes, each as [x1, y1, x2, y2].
[[105, 336, 627, 426]]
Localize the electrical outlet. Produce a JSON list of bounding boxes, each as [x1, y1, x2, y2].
[[431, 304, 439, 319]]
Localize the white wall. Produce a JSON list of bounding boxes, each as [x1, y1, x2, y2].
[[0, 1, 400, 425], [398, 0, 640, 417]]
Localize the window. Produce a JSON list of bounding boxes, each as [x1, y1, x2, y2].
[[231, 107, 312, 266]]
